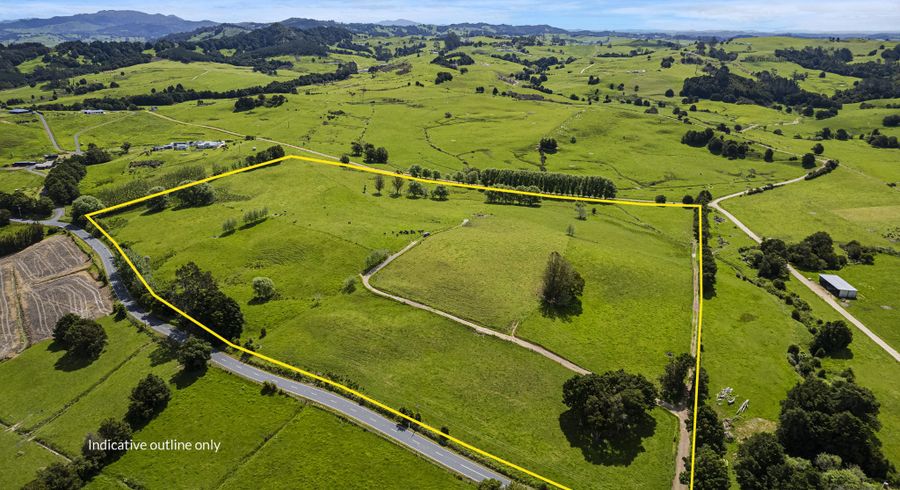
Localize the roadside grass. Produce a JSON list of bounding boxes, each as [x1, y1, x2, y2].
[[101, 160, 681, 489], [0, 429, 64, 489], [0, 316, 151, 431], [218, 406, 471, 489]]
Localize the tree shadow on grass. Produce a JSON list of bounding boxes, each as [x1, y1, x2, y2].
[[559, 409, 657, 466], [148, 341, 178, 367], [539, 298, 583, 322], [54, 348, 98, 371], [828, 347, 854, 360], [170, 366, 205, 390]]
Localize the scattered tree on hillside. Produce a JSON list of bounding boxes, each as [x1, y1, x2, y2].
[[127, 374, 171, 424], [252, 277, 276, 302], [170, 262, 244, 341], [146, 186, 169, 212], [540, 252, 584, 310], [801, 152, 817, 168], [52, 314, 107, 359], [373, 174, 385, 195], [810, 320, 852, 355], [391, 176, 404, 196]]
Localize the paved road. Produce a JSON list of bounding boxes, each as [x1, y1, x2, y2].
[[361, 239, 592, 375], [12, 211, 511, 485], [710, 181, 900, 363], [35, 112, 63, 153]]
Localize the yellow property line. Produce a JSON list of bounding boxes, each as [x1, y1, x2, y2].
[[86, 154, 706, 490]]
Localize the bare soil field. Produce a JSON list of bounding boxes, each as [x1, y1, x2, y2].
[[0, 235, 110, 358]]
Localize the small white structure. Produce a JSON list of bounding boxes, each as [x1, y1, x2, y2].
[[173, 143, 189, 151], [82, 109, 105, 114], [8, 108, 31, 114], [34, 161, 55, 170], [194, 141, 224, 149], [819, 274, 858, 299]]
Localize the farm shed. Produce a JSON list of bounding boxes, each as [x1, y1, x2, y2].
[[819, 274, 857, 299]]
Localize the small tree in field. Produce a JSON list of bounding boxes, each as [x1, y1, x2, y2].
[[177, 336, 212, 371], [391, 176, 404, 196], [540, 252, 584, 309], [121, 142, 132, 154], [373, 175, 385, 195], [252, 277, 276, 302], [575, 202, 587, 220], [127, 374, 171, 424], [146, 186, 169, 212]]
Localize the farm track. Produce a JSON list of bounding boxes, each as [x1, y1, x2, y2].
[[35, 112, 63, 153], [11, 212, 510, 486], [363, 233, 694, 490]]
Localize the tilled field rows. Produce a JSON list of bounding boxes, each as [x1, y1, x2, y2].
[[0, 263, 23, 359], [0, 234, 111, 357]]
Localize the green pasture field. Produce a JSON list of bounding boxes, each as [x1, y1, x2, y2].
[[217, 406, 471, 489], [0, 113, 55, 161], [0, 316, 151, 431], [0, 168, 44, 196], [372, 201, 694, 377], [100, 159, 682, 489], [0, 317, 475, 487], [0, 429, 63, 489]]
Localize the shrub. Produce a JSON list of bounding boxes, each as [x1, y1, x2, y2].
[[341, 276, 356, 294], [363, 249, 391, 273], [252, 277, 276, 302]]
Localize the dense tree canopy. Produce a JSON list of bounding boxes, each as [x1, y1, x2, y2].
[[562, 370, 658, 445], [169, 262, 244, 341]]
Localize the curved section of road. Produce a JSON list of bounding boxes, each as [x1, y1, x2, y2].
[[12, 212, 510, 486], [710, 179, 900, 363], [361, 239, 591, 375]]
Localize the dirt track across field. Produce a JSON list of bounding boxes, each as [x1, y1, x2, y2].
[[0, 234, 111, 358]]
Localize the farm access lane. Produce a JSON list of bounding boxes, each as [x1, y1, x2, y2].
[[12, 211, 511, 486], [710, 186, 900, 363]]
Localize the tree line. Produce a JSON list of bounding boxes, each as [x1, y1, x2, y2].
[[681, 66, 840, 110], [0, 223, 43, 257], [476, 168, 617, 199]]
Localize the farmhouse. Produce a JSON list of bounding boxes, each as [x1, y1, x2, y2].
[[11, 161, 37, 167], [34, 161, 55, 170], [819, 274, 858, 299]]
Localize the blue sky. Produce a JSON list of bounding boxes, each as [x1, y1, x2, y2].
[[2, 0, 899, 32]]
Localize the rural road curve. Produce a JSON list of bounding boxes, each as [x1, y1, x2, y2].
[[12, 212, 511, 486], [710, 181, 900, 363]]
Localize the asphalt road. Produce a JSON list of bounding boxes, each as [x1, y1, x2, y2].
[[35, 112, 63, 153], [13, 211, 511, 486]]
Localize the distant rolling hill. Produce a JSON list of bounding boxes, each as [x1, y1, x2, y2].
[[0, 10, 216, 44]]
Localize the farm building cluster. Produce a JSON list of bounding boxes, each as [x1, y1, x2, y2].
[[152, 140, 226, 151]]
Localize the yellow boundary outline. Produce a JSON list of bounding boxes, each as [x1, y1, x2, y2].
[[85, 154, 706, 490]]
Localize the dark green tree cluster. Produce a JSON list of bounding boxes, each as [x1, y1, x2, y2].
[[71, 195, 104, 226], [52, 313, 108, 359], [233, 94, 286, 112], [841, 240, 875, 265], [539, 137, 558, 153], [681, 128, 715, 147], [692, 193, 717, 297], [681, 66, 839, 109], [168, 262, 244, 341], [177, 336, 213, 371], [0, 223, 43, 257], [484, 184, 542, 206], [748, 238, 789, 280], [706, 136, 749, 159], [45, 158, 87, 205], [478, 168, 616, 199], [809, 320, 853, 356], [0, 190, 53, 219], [562, 370, 658, 445], [431, 51, 474, 69], [127, 373, 172, 425], [350, 141, 388, 163], [786, 231, 846, 271], [173, 181, 215, 207], [658, 353, 694, 405], [540, 251, 584, 309], [435, 71, 453, 84], [778, 378, 893, 479], [245, 144, 286, 166]]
